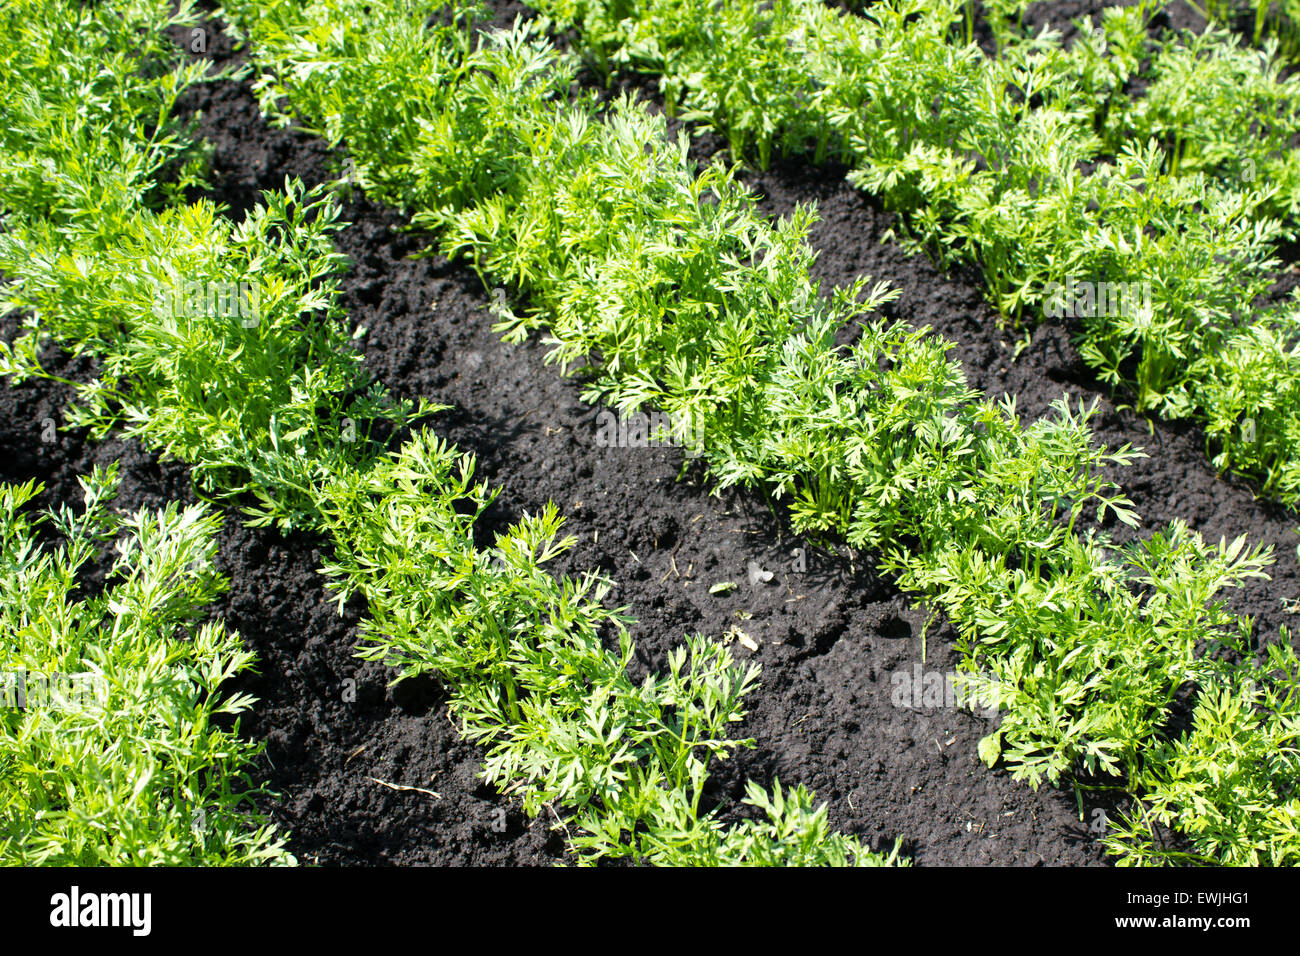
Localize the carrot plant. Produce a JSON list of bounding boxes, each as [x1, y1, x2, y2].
[[0, 465, 294, 865], [0, 0, 213, 226], [1104, 638, 1300, 866], [2, 178, 430, 531]]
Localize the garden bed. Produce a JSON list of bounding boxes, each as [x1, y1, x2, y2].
[[3, 0, 1298, 865]]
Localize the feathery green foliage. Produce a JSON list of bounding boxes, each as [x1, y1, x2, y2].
[[220, 0, 1300, 863], [1, 0, 896, 866], [0, 466, 294, 865], [529, 0, 1300, 507]]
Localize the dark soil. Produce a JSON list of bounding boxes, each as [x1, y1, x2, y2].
[[2, 0, 1296, 866]]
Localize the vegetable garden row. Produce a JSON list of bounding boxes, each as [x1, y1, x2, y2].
[[2, 0, 1298, 866]]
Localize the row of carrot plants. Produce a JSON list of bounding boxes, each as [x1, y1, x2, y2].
[[0, 0, 898, 865], [0, 0, 293, 863], [524, 0, 1300, 510], [217, 0, 1300, 864]]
